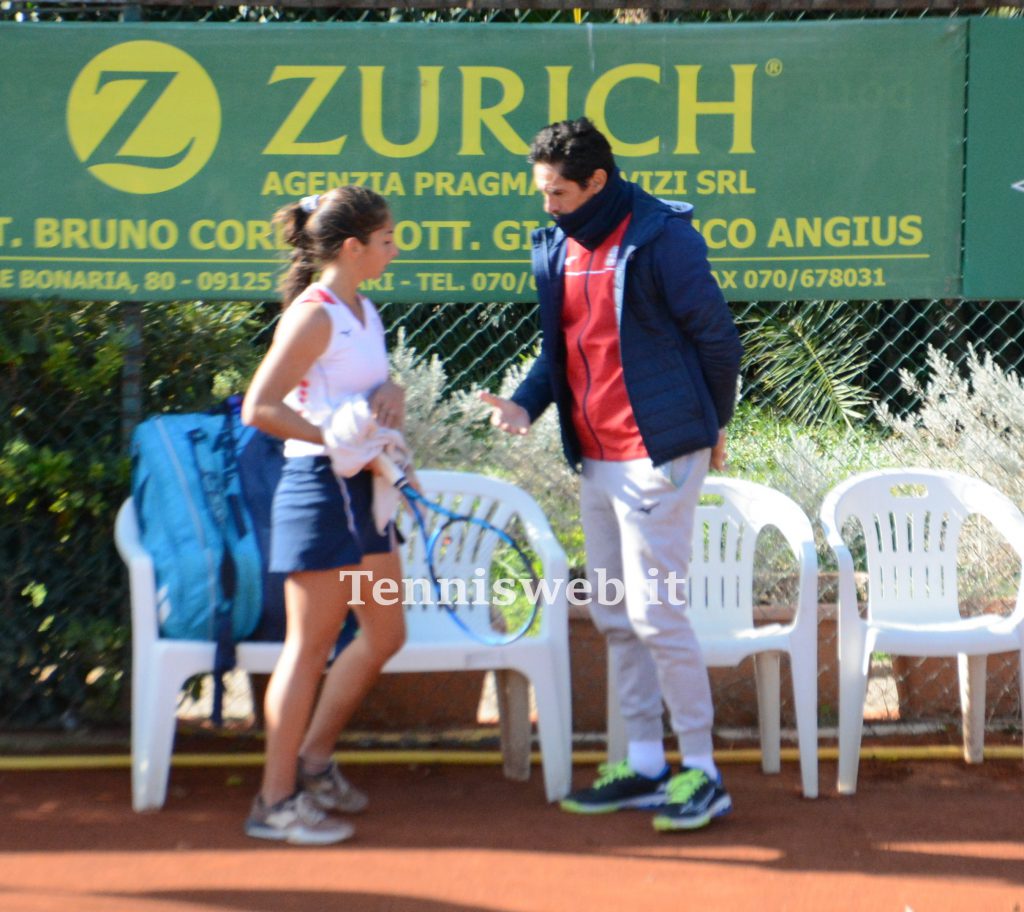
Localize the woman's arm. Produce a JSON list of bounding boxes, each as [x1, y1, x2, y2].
[[241, 301, 332, 444]]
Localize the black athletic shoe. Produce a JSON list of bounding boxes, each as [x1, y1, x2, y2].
[[559, 760, 670, 814], [652, 767, 732, 832]]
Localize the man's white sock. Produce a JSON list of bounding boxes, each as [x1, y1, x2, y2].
[[627, 740, 668, 778], [683, 753, 719, 781]]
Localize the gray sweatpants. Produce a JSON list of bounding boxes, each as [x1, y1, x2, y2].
[[579, 450, 714, 761]]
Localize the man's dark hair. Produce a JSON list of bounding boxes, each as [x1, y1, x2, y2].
[[528, 117, 616, 187]]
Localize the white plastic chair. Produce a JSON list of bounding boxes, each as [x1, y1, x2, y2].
[[115, 469, 572, 811], [607, 477, 819, 799], [820, 468, 1024, 794]]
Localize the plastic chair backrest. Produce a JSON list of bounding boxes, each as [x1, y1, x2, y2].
[[688, 482, 757, 636], [830, 469, 975, 625], [115, 499, 159, 645], [687, 476, 816, 636]]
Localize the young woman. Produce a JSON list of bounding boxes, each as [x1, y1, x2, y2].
[[241, 186, 406, 845]]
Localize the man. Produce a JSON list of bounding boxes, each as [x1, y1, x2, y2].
[[480, 118, 742, 832]]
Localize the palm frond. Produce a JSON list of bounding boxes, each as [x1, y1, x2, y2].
[[740, 301, 875, 428]]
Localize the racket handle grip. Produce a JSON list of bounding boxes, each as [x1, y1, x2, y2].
[[372, 453, 407, 487]]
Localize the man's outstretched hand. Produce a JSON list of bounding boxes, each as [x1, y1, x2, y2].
[[478, 391, 532, 435]]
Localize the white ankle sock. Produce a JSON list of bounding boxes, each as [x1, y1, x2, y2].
[[627, 740, 667, 778], [683, 753, 719, 781]]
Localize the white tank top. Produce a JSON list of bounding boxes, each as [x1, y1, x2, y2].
[[282, 282, 390, 458]]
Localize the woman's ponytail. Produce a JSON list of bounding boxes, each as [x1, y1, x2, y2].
[[273, 186, 390, 307], [272, 201, 317, 307]]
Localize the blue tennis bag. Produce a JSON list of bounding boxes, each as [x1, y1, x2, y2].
[[130, 398, 286, 723]]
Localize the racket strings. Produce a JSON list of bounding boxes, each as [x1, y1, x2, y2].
[[436, 524, 539, 637], [397, 484, 543, 644], [487, 515, 542, 638], [406, 492, 513, 565]]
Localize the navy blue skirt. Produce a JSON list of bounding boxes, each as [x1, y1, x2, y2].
[[269, 456, 392, 574]]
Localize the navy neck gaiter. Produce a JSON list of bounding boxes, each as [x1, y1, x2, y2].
[[555, 168, 633, 251]]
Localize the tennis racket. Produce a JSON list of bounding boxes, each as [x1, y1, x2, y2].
[[374, 455, 542, 646]]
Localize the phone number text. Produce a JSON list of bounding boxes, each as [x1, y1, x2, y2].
[[713, 266, 886, 293]]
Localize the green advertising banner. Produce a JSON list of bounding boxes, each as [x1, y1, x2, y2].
[[964, 18, 1024, 299], [0, 20, 965, 303]]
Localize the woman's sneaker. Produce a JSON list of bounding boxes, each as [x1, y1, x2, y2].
[[298, 760, 369, 814], [245, 791, 354, 845], [559, 759, 670, 814], [652, 767, 732, 832]]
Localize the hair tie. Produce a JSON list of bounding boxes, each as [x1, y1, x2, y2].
[[300, 194, 321, 214]]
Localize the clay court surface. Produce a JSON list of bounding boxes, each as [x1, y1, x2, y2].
[[2, 751, 1023, 912]]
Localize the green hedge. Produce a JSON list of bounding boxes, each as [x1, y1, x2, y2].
[[0, 302, 266, 730]]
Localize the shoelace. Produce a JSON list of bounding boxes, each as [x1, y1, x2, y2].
[[593, 759, 636, 787], [329, 768, 355, 796], [296, 792, 329, 824], [665, 769, 709, 804], [306, 762, 349, 792]]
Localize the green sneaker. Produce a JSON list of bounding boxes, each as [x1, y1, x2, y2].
[[560, 759, 670, 814], [652, 768, 732, 832]]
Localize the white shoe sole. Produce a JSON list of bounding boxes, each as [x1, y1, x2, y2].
[[652, 795, 732, 832], [560, 788, 668, 814], [245, 821, 355, 846]]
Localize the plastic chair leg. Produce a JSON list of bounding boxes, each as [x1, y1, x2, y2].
[[605, 650, 627, 764], [530, 664, 572, 802], [837, 646, 870, 795], [959, 653, 987, 764], [495, 669, 531, 783], [133, 666, 186, 811], [1019, 649, 1024, 763], [789, 646, 819, 799], [753, 652, 782, 775]]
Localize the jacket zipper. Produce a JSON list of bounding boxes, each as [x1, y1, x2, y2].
[[577, 249, 604, 460]]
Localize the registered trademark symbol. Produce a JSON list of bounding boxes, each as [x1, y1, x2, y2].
[[765, 59, 783, 77]]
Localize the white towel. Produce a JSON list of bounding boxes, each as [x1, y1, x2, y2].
[[321, 396, 413, 534]]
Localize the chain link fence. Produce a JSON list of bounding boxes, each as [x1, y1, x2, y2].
[[2, 2, 1022, 752]]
